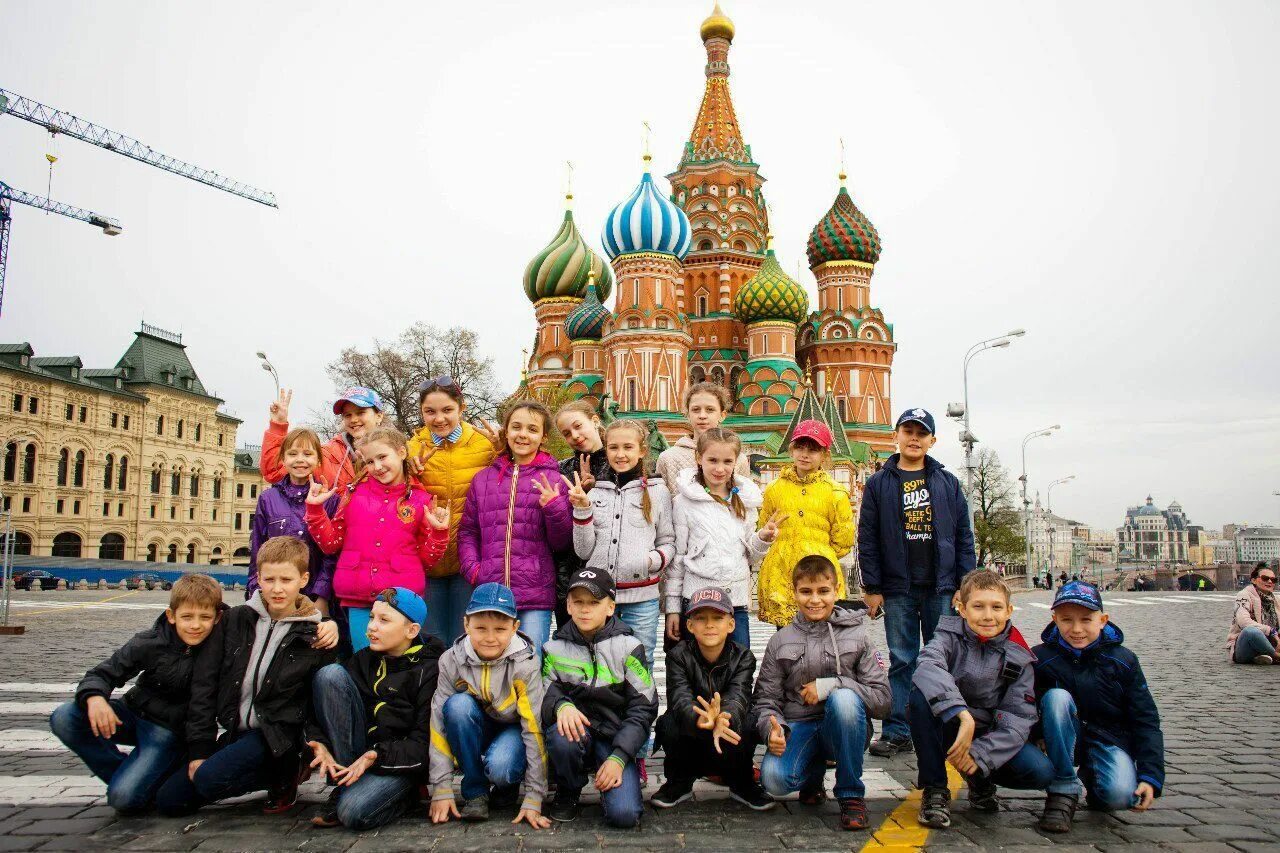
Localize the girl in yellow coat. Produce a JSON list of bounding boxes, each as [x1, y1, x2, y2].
[[756, 420, 855, 627], [406, 377, 498, 643]]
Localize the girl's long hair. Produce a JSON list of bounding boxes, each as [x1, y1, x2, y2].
[[605, 419, 652, 524], [496, 401, 552, 460], [695, 427, 747, 519], [356, 426, 416, 505]]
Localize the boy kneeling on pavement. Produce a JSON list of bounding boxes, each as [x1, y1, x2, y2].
[[910, 569, 1053, 829], [1032, 580, 1163, 833], [652, 586, 772, 811]]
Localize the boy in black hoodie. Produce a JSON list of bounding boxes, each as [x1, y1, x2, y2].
[[155, 536, 338, 816], [542, 569, 658, 827], [652, 586, 770, 811], [50, 575, 224, 813], [307, 586, 444, 830]]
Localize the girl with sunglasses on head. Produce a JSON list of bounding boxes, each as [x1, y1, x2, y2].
[[405, 376, 500, 645], [261, 387, 386, 493]]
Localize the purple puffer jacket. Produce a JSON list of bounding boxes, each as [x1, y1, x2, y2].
[[458, 451, 572, 611], [247, 479, 338, 601]]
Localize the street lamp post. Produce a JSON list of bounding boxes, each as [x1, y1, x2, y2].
[[256, 351, 280, 397], [1021, 424, 1060, 582], [1047, 475, 1076, 581]]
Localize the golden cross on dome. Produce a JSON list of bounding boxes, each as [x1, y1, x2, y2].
[[839, 137, 848, 187], [565, 160, 574, 203], [642, 121, 652, 164]]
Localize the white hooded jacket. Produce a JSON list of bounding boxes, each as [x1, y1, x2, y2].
[[668, 467, 771, 613]]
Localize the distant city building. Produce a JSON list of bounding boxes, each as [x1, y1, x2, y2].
[[1116, 495, 1190, 564], [1075, 526, 1116, 567], [1210, 538, 1237, 564], [1236, 527, 1280, 564], [1029, 498, 1076, 575], [0, 323, 261, 564]]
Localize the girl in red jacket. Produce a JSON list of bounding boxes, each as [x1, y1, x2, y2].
[[261, 387, 386, 492], [306, 427, 451, 650]]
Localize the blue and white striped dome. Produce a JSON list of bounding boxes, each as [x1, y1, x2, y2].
[[601, 168, 692, 261]]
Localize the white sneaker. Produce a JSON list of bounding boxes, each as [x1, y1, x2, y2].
[[1253, 654, 1275, 665]]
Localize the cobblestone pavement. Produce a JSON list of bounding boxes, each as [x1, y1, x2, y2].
[[0, 586, 1275, 851]]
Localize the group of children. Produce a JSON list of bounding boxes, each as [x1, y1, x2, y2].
[[46, 378, 1166, 836]]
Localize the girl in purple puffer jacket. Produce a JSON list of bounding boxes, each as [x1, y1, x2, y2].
[[458, 401, 572, 652]]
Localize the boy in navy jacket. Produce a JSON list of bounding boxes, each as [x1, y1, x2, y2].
[[1032, 581, 1164, 833]]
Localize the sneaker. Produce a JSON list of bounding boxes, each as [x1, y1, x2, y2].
[[918, 786, 951, 828], [1253, 654, 1275, 665], [798, 785, 826, 805], [460, 794, 489, 822], [490, 784, 519, 811], [651, 778, 695, 809], [839, 797, 869, 830], [547, 791, 580, 823], [310, 788, 341, 828], [967, 775, 999, 812], [869, 735, 914, 757], [1038, 792, 1078, 833], [729, 782, 775, 812], [262, 755, 307, 814]]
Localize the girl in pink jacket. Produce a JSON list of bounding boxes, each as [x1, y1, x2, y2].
[[307, 426, 450, 650]]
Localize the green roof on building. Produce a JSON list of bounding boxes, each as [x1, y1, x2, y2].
[[115, 324, 221, 402]]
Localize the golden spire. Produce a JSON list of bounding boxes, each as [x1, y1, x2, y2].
[[642, 121, 652, 166], [839, 137, 848, 189], [700, 1, 735, 42], [565, 160, 575, 207]]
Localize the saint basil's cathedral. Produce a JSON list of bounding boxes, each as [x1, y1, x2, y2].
[[519, 3, 897, 481]]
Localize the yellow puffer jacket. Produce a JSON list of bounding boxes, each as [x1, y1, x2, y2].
[[756, 465, 855, 626], [408, 422, 496, 578]]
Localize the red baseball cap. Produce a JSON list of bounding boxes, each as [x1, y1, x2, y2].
[[791, 419, 833, 449]]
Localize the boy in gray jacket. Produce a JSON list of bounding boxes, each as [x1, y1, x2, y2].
[[909, 569, 1053, 828], [753, 556, 891, 832]]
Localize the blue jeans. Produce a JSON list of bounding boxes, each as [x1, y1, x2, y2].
[[426, 574, 473, 646], [440, 693, 528, 801], [518, 608, 552, 655], [1233, 626, 1277, 663], [312, 664, 416, 830], [908, 687, 1053, 791], [347, 606, 372, 651], [882, 587, 954, 740], [546, 728, 642, 828], [49, 700, 183, 813], [155, 730, 273, 816], [1040, 688, 1139, 808], [617, 599, 661, 668], [761, 688, 868, 800]]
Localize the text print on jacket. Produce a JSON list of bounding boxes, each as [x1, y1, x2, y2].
[[572, 476, 675, 605], [669, 467, 769, 613]]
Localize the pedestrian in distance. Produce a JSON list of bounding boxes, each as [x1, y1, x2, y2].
[[859, 408, 975, 758], [261, 387, 385, 493], [50, 576, 225, 814], [1227, 563, 1280, 664], [551, 401, 612, 630], [1031, 580, 1164, 832]]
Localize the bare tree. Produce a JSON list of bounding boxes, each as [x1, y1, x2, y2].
[[970, 448, 1026, 566]]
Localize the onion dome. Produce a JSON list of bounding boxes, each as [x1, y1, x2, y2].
[[700, 1, 735, 42], [735, 242, 810, 324], [565, 272, 610, 341], [601, 164, 692, 261], [523, 197, 614, 304], [806, 174, 881, 267]]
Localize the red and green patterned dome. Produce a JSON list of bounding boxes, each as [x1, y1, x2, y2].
[[806, 177, 881, 267], [734, 247, 809, 325]]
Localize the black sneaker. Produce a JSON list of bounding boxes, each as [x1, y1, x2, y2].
[[490, 784, 519, 811], [728, 782, 775, 812], [548, 791, 580, 823], [460, 794, 489, 822], [918, 786, 951, 828], [651, 778, 695, 809], [310, 787, 341, 828], [1038, 792, 1077, 833], [869, 735, 914, 757], [968, 775, 999, 812], [797, 785, 826, 805]]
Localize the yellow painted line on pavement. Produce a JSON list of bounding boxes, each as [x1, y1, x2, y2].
[[16, 590, 141, 617], [860, 765, 964, 852]]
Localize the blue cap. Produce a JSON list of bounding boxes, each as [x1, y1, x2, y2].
[[376, 587, 427, 627], [1052, 580, 1103, 612], [332, 386, 383, 415], [466, 582, 518, 619], [895, 407, 936, 435]]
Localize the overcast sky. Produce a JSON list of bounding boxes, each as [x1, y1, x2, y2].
[[2, 1, 1277, 531]]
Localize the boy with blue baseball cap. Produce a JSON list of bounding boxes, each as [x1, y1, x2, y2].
[[307, 586, 444, 830], [1032, 581, 1165, 833]]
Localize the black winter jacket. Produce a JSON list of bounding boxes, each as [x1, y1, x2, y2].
[[1032, 621, 1165, 794], [658, 636, 756, 743], [75, 612, 216, 733], [187, 598, 334, 760], [553, 449, 611, 604], [858, 454, 975, 597], [312, 637, 444, 775]]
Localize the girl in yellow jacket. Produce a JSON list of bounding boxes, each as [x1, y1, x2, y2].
[[407, 377, 498, 643], [756, 419, 855, 626]]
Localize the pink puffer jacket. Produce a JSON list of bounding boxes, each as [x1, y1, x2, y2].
[[306, 477, 448, 608], [458, 452, 572, 611]]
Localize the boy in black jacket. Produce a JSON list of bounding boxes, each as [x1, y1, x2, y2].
[[307, 586, 444, 830], [542, 569, 658, 827], [1032, 581, 1164, 833], [652, 587, 771, 811], [50, 575, 224, 813], [155, 537, 338, 816]]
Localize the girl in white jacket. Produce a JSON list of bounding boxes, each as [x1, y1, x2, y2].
[[666, 428, 782, 649]]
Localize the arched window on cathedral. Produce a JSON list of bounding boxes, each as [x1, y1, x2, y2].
[[698, 240, 713, 251], [697, 294, 708, 316]]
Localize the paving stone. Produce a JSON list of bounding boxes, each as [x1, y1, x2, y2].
[[11, 818, 116, 836], [1184, 824, 1279, 843], [0, 839, 51, 853]]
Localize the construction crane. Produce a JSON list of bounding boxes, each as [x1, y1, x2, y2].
[[0, 86, 276, 313]]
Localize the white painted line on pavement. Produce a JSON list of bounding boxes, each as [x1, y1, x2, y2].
[[1028, 603, 1050, 609], [5, 600, 161, 612], [0, 703, 61, 716], [1106, 598, 1153, 605], [0, 683, 77, 694], [0, 730, 69, 751]]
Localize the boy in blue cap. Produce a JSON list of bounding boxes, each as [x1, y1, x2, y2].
[[428, 583, 550, 829], [306, 586, 444, 830], [860, 407, 975, 757], [1032, 581, 1164, 833]]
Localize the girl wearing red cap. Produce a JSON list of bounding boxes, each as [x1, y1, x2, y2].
[[755, 420, 854, 627]]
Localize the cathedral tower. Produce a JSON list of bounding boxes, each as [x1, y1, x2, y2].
[[733, 238, 807, 415]]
